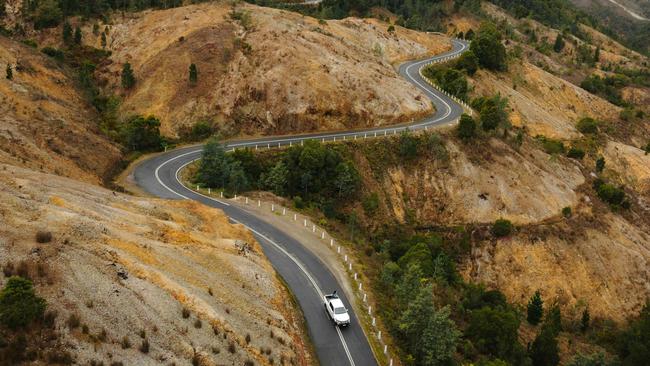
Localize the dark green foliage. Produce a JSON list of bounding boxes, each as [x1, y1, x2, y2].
[[466, 306, 525, 363], [62, 21, 73, 44], [576, 118, 598, 134], [41, 47, 64, 61], [387, 25, 395, 33], [180, 120, 213, 142], [5, 63, 11, 80], [73, 26, 82, 45], [0, 0, 5, 17], [33, 0, 63, 29], [121, 63, 136, 89], [562, 206, 572, 218], [545, 303, 563, 336], [457, 114, 477, 140], [568, 353, 609, 366], [197, 137, 230, 188], [596, 156, 605, 172], [594, 181, 628, 208], [0, 276, 46, 329], [21, 39, 38, 48], [567, 147, 585, 160], [527, 290, 544, 325], [471, 22, 507, 71], [644, 142, 650, 155], [362, 192, 380, 216], [120, 115, 163, 151], [398, 130, 420, 160], [398, 243, 434, 277], [462, 284, 508, 311], [617, 301, 650, 366], [491, 219, 513, 237], [455, 50, 479, 76], [101, 32, 107, 48], [553, 34, 565, 52], [473, 95, 509, 131], [593, 46, 600, 63], [423, 65, 469, 100], [581, 308, 590, 333], [581, 75, 627, 106], [465, 29, 475, 40], [529, 327, 560, 366], [189, 63, 197, 85]]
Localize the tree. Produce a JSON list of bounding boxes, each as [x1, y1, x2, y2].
[[333, 162, 359, 198], [398, 286, 460, 366], [74, 26, 82, 45], [33, 0, 63, 29], [398, 243, 434, 277], [471, 22, 507, 71], [545, 303, 563, 336], [467, 306, 524, 362], [593, 46, 600, 63], [63, 21, 73, 44], [596, 156, 605, 173], [0, 276, 46, 329], [101, 32, 107, 48], [527, 290, 544, 325], [568, 353, 609, 366], [121, 63, 136, 89], [399, 130, 419, 159], [5, 63, 12, 80], [581, 308, 590, 332], [387, 25, 395, 33], [617, 301, 650, 366], [577, 117, 598, 134], [189, 63, 198, 85], [120, 115, 163, 151], [553, 34, 565, 53], [226, 161, 249, 194], [530, 327, 560, 366], [465, 29, 475, 40], [396, 264, 425, 307], [457, 113, 476, 140], [455, 50, 479, 75], [264, 161, 289, 196], [197, 137, 229, 188], [480, 99, 502, 131]]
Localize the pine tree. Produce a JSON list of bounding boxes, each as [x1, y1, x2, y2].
[[121, 63, 136, 89], [101, 32, 107, 48], [596, 156, 605, 172], [63, 21, 73, 44], [5, 64, 12, 80], [457, 114, 476, 140], [530, 327, 560, 366], [593, 46, 600, 63], [580, 308, 590, 332], [189, 63, 198, 85], [74, 26, 82, 45], [553, 34, 565, 53], [527, 290, 544, 325]]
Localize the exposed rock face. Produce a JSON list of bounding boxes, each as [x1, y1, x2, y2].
[[0, 164, 310, 365], [90, 2, 449, 136]]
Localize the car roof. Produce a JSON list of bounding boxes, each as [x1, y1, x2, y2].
[[330, 298, 345, 309]]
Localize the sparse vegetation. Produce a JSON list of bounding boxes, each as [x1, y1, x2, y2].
[[0, 276, 46, 329], [576, 117, 598, 134], [491, 219, 513, 237], [35, 230, 52, 243], [121, 336, 131, 349], [182, 307, 190, 319], [139, 339, 150, 354]]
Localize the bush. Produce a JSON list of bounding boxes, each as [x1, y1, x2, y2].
[[398, 131, 420, 159], [596, 182, 628, 208], [180, 121, 213, 141], [121, 63, 136, 89], [33, 0, 63, 29], [120, 115, 163, 151], [139, 339, 150, 354], [539, 137, 565, 155], [0, 276, 46, 329], [491, 219, 513, 237], [562, 206, 572, 218], [577, 118, 598, 134], [293, 196, 305, 209], [567, 147, 585, 159], [362, 193, 380, 216], [467, 306, 525, 363], [457, 114, 477, 140], [41, 47, 64, 61], [470, 22, 507, 71], [35, 230, 52, 243], [617, 301, 650, 365], [67, 313, 80, 329], [455, 50, 479, 75]]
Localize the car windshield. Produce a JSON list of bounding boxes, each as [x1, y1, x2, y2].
[[334, 307, 347, 315]]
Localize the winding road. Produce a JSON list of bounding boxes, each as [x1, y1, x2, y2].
[[133, 38, 469, 366]]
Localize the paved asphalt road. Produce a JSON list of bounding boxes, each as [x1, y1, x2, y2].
[[133, 38, 469, 366]]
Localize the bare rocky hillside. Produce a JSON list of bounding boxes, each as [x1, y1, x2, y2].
[[0, 163, 310, 365], [80, 2, 449, 137]]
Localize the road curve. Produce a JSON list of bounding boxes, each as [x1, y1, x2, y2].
[[133, 38, 469, 366]]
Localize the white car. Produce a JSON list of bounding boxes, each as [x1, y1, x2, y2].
[[324, 291, 351, 327]]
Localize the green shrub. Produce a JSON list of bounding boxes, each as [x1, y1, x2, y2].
[[455, 50, 479, 75], [562, 206, 572, 218], [491, 219, 513, 237], [121, 63, 136, 89], [293, 196, 305, 209], [466, 306, 524, 363], [538, 137, 565, 155], [567, 147, 585, 159], [576, 118, 598, 134], [470, 22, 507, 71], [457, 114, 477, 140], [596, 156, 606, 172], [0, 276, 46, 329], [362, 193, 380, 215], [21, 39, 37, 48], [527, 290, 544, 325], [644, 142, 650, 155], [41, 47, 64, 61], [398, 131, 420, 159], [596, 182, 628, 208], [616, 300, 650, 365], [120, 115, 163, 151], [180, 121, 213, 141]]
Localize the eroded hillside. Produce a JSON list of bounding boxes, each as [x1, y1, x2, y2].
[[82, 2, 449, 136], [0, 36, 122, 184], [0, 163, 310, 365]]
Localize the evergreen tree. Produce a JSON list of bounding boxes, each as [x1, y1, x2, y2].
[[121, 63, 136, 89], [594, 46, 600, 63], [120, 115, 162, 151], [465, 29, 475, 40], [197, 137, 229, 188], [63, 21, 73, 44], [0, 276, 46, 329], [545, 303, 563, 336], [189, 63, 198, 85], [470, 22, 507, 71], [581, 308, 590, 332], [596, 156, 605, 172], [456, 51, 479, 75], [33, 0, 63, 29], [226, 161, 249, 194], [530, 327, 560, 366], [101, 32, 107, 48], [457, 113, 476, 140], [74, 26, 82, 45], [527, 290, 544, 325], [264, 161, 288, 196], [5, 63, 12, 80], [480, 99, 501, 131], [553, 34, 565, 52]]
